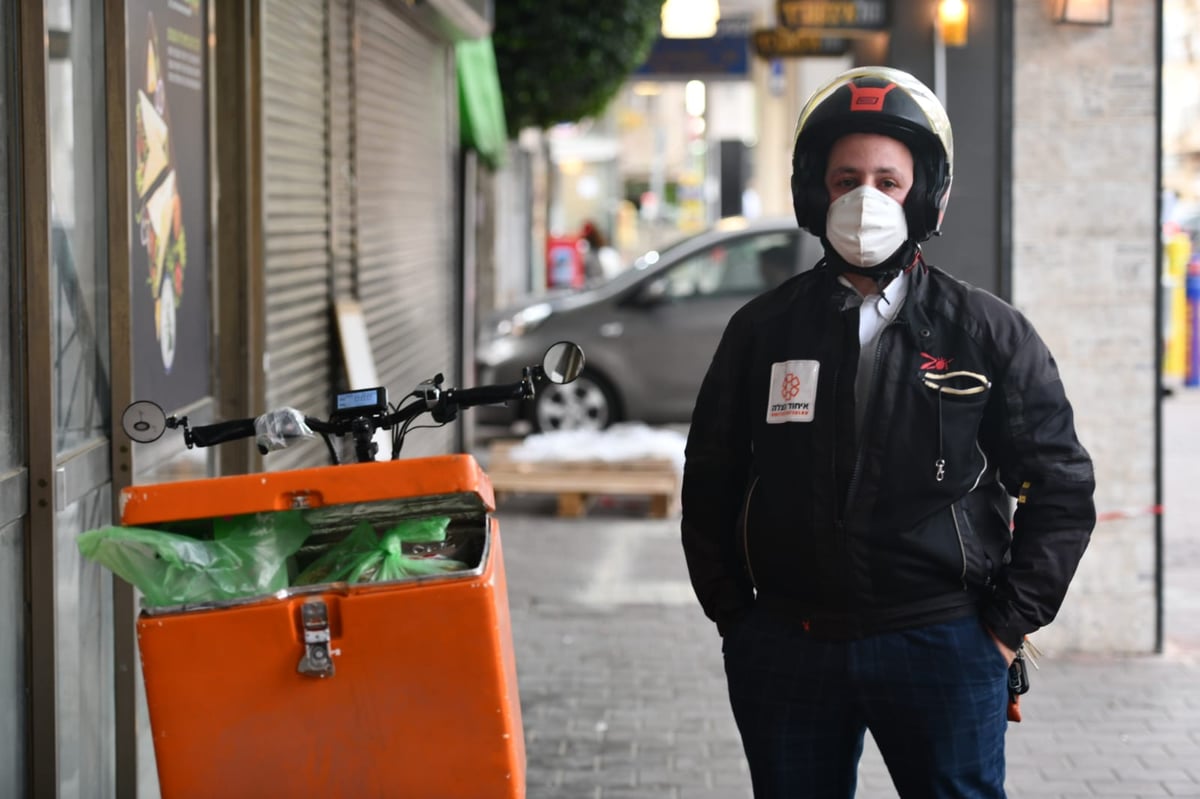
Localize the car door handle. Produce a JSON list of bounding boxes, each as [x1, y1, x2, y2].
[[599, 322, 623, 338]]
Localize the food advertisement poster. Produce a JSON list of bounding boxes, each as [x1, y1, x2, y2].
[[127, 0, 210, 411]]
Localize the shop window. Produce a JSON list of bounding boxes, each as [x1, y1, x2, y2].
[[46, 0, 111, 453]]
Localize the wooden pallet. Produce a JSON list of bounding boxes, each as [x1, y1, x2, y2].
[[485, 441, 681, 518]]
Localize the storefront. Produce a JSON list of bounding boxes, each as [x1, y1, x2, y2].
[[4, 0, 498, 794]]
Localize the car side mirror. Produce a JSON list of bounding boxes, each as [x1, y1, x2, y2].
[[634, 277, 669, 307]]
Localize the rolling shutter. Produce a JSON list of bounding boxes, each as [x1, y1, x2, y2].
[[330, 0, 356, 300], [260, 0, 333, 471], [258, 0, 459, 467], [354, 0, 457, 458]]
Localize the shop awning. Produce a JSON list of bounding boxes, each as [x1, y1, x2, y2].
[[456, 37, 509, 169]]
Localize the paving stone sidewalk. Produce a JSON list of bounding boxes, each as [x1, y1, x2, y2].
[[493, 391, 1200, 799]]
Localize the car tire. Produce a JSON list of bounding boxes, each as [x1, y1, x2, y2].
[[533, 370, 618, 432]]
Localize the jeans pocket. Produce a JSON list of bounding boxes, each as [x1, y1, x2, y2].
[[977, 621, 1011, 672]]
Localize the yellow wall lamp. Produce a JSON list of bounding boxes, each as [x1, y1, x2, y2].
[[937, 0, 969, 47], [1054, 0, 1113, 25]]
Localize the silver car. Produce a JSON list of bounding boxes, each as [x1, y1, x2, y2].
[[476, 217, 819, 432]]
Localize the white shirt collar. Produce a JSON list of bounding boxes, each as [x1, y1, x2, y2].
[[837, 269, 909, 322]]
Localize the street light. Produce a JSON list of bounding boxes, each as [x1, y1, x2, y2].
[[661, 0, 720, 39], [937, 0, 969, 47], [933, 0, 970, 108]]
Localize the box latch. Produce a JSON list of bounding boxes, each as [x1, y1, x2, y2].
[[297, 599, 336, 678]]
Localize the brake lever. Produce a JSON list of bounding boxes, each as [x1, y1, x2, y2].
[[414, 373, 445, 409]]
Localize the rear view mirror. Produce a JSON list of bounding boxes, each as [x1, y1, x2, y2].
[[541, 341, 585, 384], [121, 400, 168, 443]]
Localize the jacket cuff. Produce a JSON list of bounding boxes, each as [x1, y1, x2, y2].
[[716, 606, 753, 638], [981, 604, 1031, 651]]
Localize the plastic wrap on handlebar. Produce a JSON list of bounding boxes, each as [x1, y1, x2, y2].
[[188, 418, 258, 448]]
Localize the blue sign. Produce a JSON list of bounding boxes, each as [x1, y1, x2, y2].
[[635, 34, 750, 79]]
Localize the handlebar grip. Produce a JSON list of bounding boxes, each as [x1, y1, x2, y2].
[[188, 418, 258, 448], [447, 382, 531, 409]]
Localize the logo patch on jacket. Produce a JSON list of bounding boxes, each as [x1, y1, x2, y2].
[[920, 351, 953, 370], [767, 360, 819, 423]]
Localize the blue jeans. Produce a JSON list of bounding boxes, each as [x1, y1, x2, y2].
[[723, 609, 1009, 798]]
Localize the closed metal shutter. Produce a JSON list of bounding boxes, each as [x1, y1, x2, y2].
[[355, 0, 456, 458], [260, 0, 333, 471], [259, 0, 458, 467], [330, 0, 356, 300]]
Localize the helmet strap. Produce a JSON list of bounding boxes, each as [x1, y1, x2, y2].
[[820, 239, 919, 287]]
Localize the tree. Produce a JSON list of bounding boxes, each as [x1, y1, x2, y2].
[[493, 1, 664, 133]]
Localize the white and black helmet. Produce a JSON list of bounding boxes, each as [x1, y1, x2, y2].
[[791, 66, 954, 242]]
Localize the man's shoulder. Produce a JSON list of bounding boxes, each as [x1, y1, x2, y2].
[[742, 267, 827, 315], [920, 265, 1037, 347], [921, 265, 1024, 317]]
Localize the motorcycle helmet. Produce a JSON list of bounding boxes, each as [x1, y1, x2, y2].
[[790, 66, 953, 242]]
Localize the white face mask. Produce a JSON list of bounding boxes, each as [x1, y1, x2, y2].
[[825, 185, 909, 267]]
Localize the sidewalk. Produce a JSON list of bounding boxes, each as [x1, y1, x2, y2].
[[494, 390, 1200, 799]]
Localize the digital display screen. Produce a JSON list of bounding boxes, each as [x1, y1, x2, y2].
[[335, 387, 385, 413]]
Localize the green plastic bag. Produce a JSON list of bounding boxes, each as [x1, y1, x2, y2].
[[77, 510, 311, 607], [293, 516, 466, 586]]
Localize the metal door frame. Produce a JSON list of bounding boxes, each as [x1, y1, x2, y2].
[[17, 0, 139, 794], [16, 1, 58, 793]]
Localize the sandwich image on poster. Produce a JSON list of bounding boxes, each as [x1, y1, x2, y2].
[[144, 168, 177, 297], [131, 9, 191, 374], [135, 89, 169, 200], [146, 33, 161, 99]]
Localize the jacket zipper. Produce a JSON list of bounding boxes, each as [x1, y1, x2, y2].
[[935, 387, 946, 481], [741, 476, 759, 588], [950, 502, 968, 590], [844, 323, 893, 510]]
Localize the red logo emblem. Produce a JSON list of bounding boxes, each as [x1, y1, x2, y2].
[[920, 352, 954, 371], [848, 82, 896, 111], [781, 372, 802, 400]]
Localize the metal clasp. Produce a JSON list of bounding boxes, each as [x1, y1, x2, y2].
[[297, 599, 336, 678]]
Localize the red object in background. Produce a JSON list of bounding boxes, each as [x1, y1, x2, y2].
[[546, 235, 584, 288]]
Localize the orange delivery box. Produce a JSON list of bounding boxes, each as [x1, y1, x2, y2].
[[120, 454, 525, 799]]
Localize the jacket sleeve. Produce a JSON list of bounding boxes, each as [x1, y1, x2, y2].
[[681, 313, 756, 636], [979, 323, 1096, 651]]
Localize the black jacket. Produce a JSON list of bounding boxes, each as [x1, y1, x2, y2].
[[681, 258, 1096, 651]]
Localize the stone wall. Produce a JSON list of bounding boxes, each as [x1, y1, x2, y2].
[[1012, 0, 1159, 653]]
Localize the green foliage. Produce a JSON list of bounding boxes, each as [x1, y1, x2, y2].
[[493, 0, 664, 132]]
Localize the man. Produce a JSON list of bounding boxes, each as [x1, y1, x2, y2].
[[680, 66, 1095, 798]]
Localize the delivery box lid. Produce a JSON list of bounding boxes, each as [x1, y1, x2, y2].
[[120, 454, 495, 526]]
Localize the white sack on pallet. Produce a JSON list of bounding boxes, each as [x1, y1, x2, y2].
[[506, 423, 686, 474]]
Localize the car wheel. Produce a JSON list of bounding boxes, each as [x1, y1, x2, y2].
[[533, 371, 617, 432]]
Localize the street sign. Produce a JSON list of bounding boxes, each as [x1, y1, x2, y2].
[[752, 27, 850, 58], [776, 0, 888, 32]]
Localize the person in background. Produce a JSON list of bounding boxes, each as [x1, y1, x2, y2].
[[580, 220, 622, 282], [680, 66, 1096, 798]]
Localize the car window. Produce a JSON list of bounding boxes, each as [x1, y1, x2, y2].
[[660, 231, 800, 300]]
